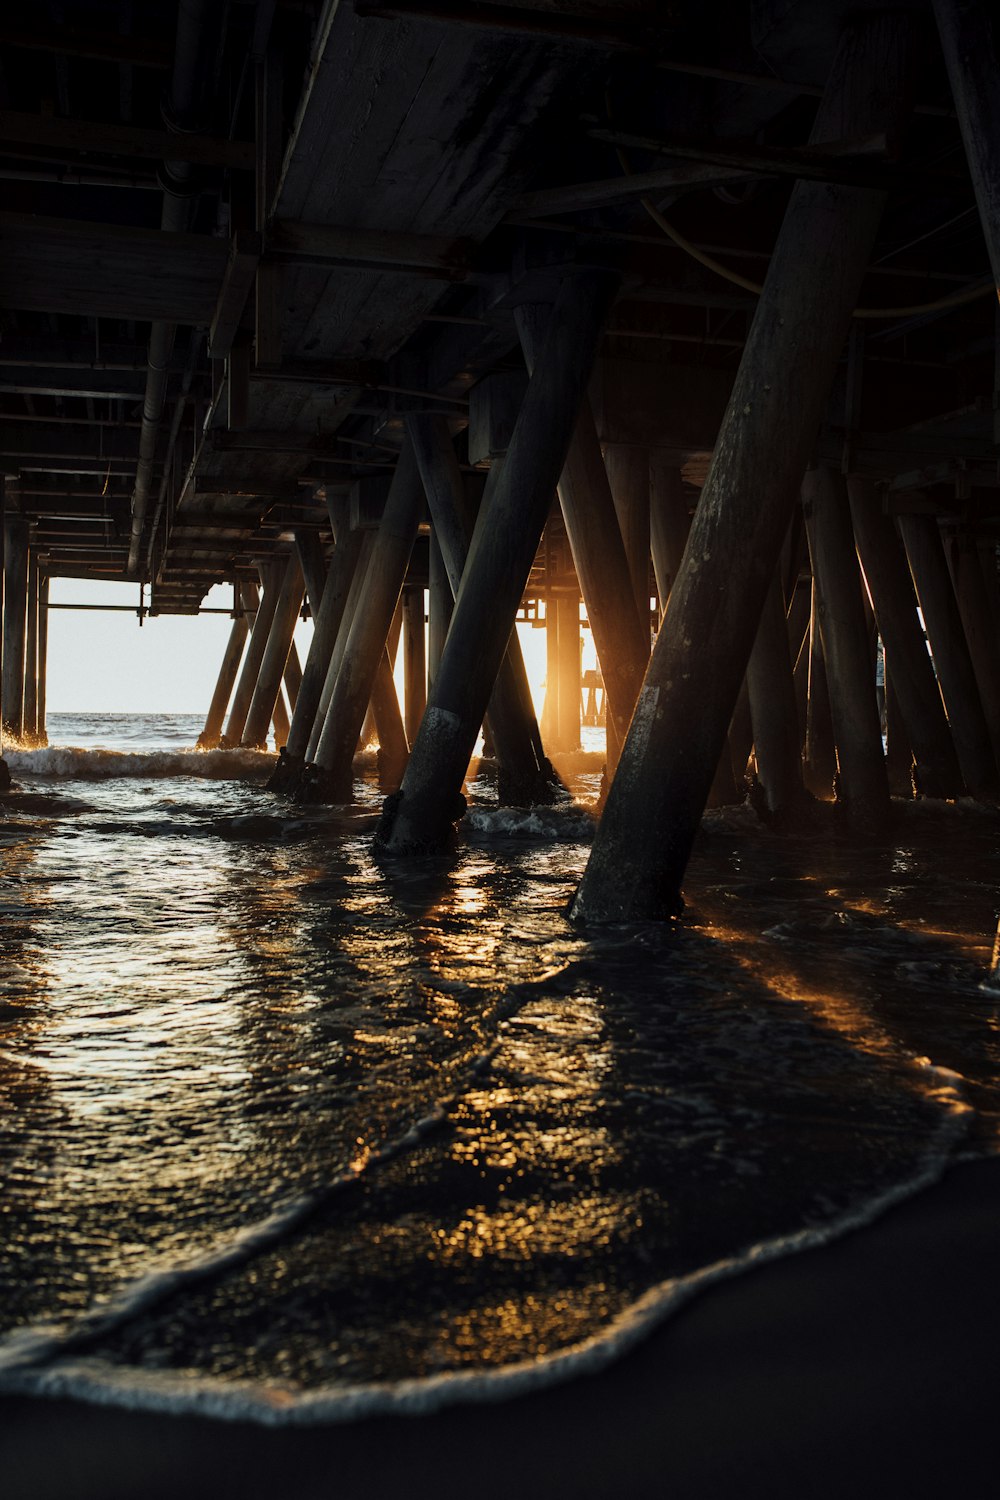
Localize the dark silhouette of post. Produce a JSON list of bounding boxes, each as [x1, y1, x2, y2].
[[305, 533, 375, 763], [649, 457, 690, 621], [406, 413, 555, 802], [572, 12, 916, 920], [242, 552, 305, 749], [401, 586, 426, 747], [516, 308, 649, 758], [22, 553, 38, 745], [427, 531, 451, 690], [898, 511, 999, 798], [848, 477, 963, 797], [308, 439, 424, 802], [745, 573, 809, 819], [224, 568, 278, 746], [802, 467, 890, 830], [269, 521, 366, 789], [933, 0, 1000, 293], [376, 269, 619, 854], [2, 513, 28, 742], [198, 586, 252, 750], [36, 574, 49, 748], [605, 443, 651, 623]]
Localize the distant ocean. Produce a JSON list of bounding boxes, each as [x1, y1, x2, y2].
[[0, 712, 995, 1423]]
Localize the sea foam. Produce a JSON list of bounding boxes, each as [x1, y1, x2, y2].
[[5, 745, 274, 780]]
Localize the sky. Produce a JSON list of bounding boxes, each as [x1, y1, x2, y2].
[[46, 577, 314, 715], [44, 576, 568, 718]]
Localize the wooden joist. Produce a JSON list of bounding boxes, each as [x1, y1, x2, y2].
[[585, 127, 957, 192], [209, 233, 263, 359], [0, 111, 255, 172], [352, 1, 654, 49], [266, 219, 471, 279], [0, 212, 229, 324], [0, 25, 172, 68], [0, 424, 139, 460]]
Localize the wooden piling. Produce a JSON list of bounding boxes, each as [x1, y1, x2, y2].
[[305, 532, 375, 764], [572, 12, 916, 920], [516, 308, 649, 758], [932, 0, 1000, 291], [369, 641, 409, 791], [22, 553, 39, 746], [269, 522, 366, 788], [308, 440, 425, 802], [649, 457, 691, 622], [802, 467, 890, 830], [36, 574, 48, 748], [947, 531, 1000, 774], [242, 552, 305, 750], [198, 589, 251, 750], [605, 444, 652, 624], [376, 269, 619, 854], [898, 511, 999, 798], [294, 527, 329, 623], [406, 413, 557, 802], [884, 653, 915, 796], [804, 579, 838, 797], [745, 573, 809, 819], [2, 513, 29, 742], [848, 477, 964, 798], [402, 586, 427, 747], [551, 590, 582, 753], [427, 530, 451, 689], [223, 565, 280, 747]]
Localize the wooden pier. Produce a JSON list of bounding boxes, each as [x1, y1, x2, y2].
[[2, 0, 1000, 914]]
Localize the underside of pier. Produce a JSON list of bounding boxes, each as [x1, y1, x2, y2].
[[2, 0, 1000, 913]]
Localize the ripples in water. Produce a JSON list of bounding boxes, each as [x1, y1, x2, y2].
[[0, 722, 996, 1420]]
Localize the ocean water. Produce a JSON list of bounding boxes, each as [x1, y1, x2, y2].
[[0, 712, 997, 1422]]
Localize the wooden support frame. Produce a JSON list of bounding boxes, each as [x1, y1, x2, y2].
[[376, 267, 619, 855], [572, 10, 918, 921], [0, 110, 255, 171]]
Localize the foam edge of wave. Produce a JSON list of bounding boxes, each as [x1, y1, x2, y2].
[[0, 1068, 972, 1428]]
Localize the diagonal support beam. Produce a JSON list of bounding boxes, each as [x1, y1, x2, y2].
[[375, 268, 619, 854], [572, 11, 918, 921]]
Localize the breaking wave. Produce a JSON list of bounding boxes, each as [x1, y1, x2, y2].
[[5, 745, 275, 780]]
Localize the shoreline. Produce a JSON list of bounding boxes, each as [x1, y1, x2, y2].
[[3, 1155, 997, 1499]]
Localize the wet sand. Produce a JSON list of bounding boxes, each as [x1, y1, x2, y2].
[[3, 1156, 997, 1500]]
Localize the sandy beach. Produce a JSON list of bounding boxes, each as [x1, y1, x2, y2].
[[3, 1156, 997, 1500]]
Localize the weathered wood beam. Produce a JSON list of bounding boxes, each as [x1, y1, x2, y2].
[[197, 585, 253, 750], [0, 110, 255, 171], [266, 219, 470, 279], [899, 509, 999, 798], [516, 312, 650, 760], [308, 442, 424, 800], [270, 517, 367, 786], [0, 425, 139, 460], [0, 26, 172, 68], [572, 10, 917, 921], [509, 164, 758, 218], [0, 213, 228, 324], [803, 467, 890, 828], [242, 553, 304, 749], [406, 412, 555, 800], [932, 0, 1000, 291], [745, 572, 809, 819], [223, 564, 282, 746], [353, 0, 650, 48], [848, 476, 964, 797], [585, 127, 923, 192], [208, 234, 262, 360], [376, 268, 618, 855]]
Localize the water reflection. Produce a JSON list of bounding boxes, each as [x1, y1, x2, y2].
[[0, 768, 996, 1413]]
